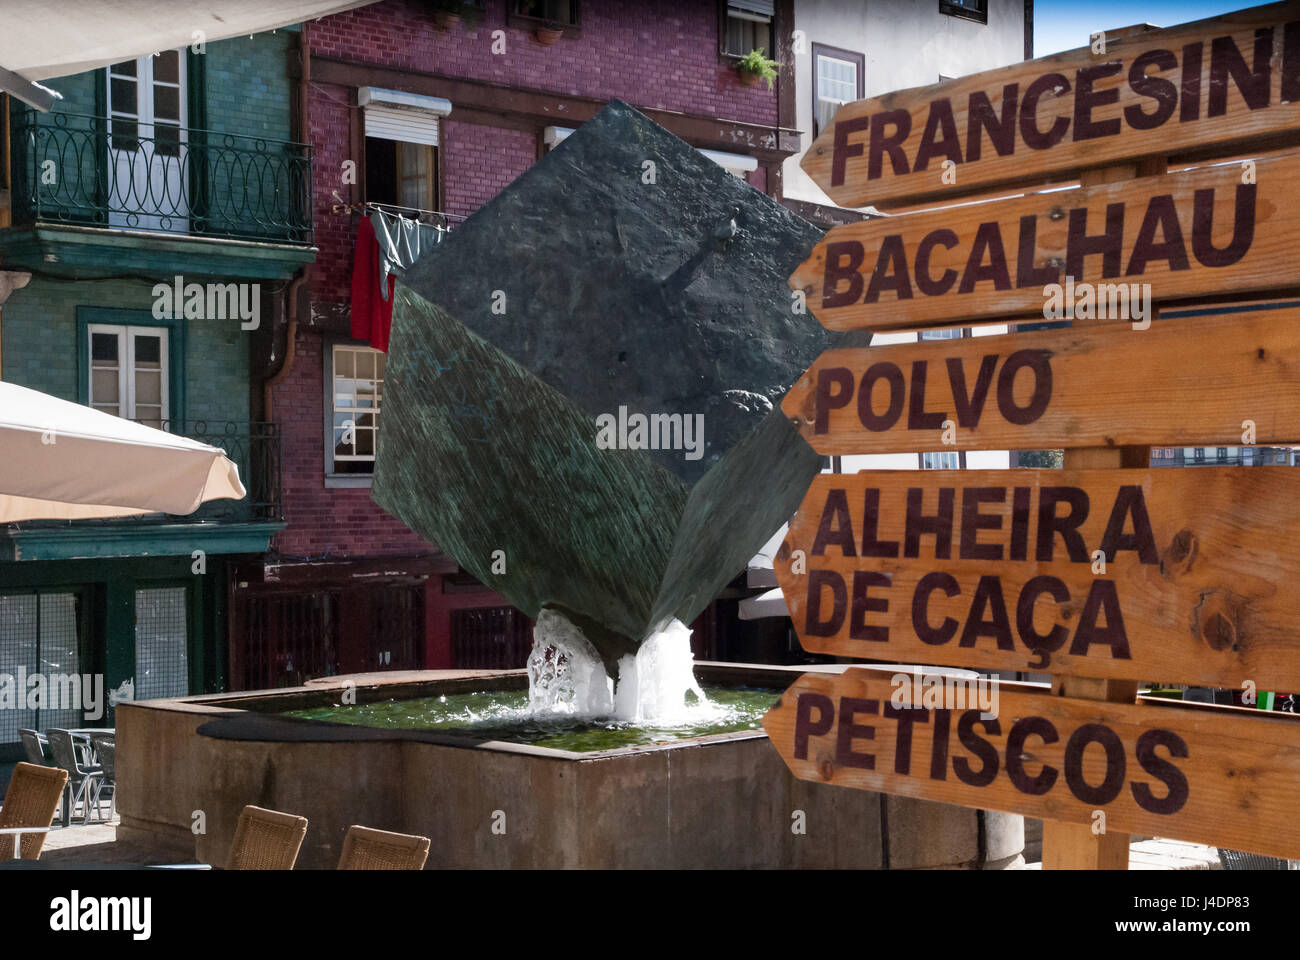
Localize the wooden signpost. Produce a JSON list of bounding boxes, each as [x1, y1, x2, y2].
[[764, 3, 1300, 869], [782, 307, 1300, 453], [763, 667, 1300, 861], [790, 154, 1300, 331], [777, 468, 1300, 688], [801, 2, 1300, 210]]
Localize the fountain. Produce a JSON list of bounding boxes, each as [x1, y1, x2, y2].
[[112, 102, 1023, 869]]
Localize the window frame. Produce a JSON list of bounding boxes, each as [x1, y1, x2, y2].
[[507, 0, 581, 35], [77, 307, 184, 426], [811, 43, 865, 139], [86, 323, 170, 425], [133, 580, 198, 700], [324, 337, 387, 488], [920, 451, 963, 470], [363, 134, 441, 213], [719, 1, 776, 63], [940, 0, 988, 25], [0, 588, 93, 744]]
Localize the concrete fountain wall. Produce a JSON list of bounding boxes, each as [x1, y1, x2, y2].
[[115, 663, 1024, 870]]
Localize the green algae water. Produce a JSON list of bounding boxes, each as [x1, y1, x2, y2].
[[281, 685, 780, 753]]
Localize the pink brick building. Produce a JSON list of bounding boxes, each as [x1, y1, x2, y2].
[[237, 0, 806, 685]]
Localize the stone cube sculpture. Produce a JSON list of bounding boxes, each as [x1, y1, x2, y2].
[[372, 99, 859, 673]]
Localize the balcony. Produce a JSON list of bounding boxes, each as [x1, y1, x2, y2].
[[167, 419, 284, 524], [1, 109, 315, 280], [0, 420, 284, 562]]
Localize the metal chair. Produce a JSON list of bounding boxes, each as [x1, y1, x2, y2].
[[337, 825, 430, 870], [1216, 847, 1296, 869], [44, 729, 102, 826], [0, 762, 69, 861], [88, 736, 116, 820], [226, 805, 308, 870], [17, 729, 49, 765]]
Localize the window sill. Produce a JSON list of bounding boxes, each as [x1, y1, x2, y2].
[[939, 4, 987, 25], [505, 12, 580, 37], [325, 474, 374, 489]]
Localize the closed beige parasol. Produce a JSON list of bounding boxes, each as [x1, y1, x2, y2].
[[0, 381, 246, 522]]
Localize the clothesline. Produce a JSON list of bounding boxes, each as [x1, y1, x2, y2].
[[350, 204, 448, 353], [328, 191, 467, 226]]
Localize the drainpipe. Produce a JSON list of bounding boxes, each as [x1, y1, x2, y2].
[[263, 21, 313, 422], [263, 271, 305, 422]]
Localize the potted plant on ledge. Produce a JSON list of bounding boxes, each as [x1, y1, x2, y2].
[[518, 0, 566, 44], [735, 48, 779, 90], [534, 22, 565, 44], [430, 0, 479, 30]]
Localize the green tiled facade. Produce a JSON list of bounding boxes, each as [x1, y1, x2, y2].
[[0, 27, 307, 754]]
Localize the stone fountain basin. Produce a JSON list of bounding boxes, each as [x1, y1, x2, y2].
[[114, 663, 1023, 869]]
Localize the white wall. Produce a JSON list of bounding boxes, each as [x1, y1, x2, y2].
[[786, 0, 1027, 209]]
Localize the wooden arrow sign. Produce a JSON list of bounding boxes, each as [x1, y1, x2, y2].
[[781, 306, 1300, 454], [776, 468, 1300, 690], [763, 667, 1300, 860], [802, 3, 1300, 210], [790, 152, 1300, 332]]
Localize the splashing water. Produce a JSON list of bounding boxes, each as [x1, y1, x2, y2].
[[526, 609, 614, 716], [526, 609, 712, 723]]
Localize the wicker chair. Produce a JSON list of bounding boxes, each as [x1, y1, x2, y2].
[[337, 825, 431, 870], [0, 762, 70, 862], [226, 805, 309, 870]]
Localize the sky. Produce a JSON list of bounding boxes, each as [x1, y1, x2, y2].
[[1034, 0, 1261, 56]]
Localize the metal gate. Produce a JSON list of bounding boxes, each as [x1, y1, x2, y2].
[[450, 606, 533, 669]]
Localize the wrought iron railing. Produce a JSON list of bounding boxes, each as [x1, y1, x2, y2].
[[7, 420, 282, 529], [9, 109, 312, 244], [169, 420, 283, 523]]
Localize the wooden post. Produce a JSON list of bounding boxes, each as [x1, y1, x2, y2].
[[1041, 157, 1164, 870]]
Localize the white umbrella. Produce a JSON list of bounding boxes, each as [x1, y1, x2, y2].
[[0, 0, 378, 109], [745, 523, 786, 588], [738, 587, 788, 621], [0, 381, 246, 522]]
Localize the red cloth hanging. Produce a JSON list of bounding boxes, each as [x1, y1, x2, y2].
[[350, 216, 395, 352]]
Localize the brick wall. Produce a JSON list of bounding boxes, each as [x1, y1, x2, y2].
[[278, 0, 782, 560], [442, 121, 538, 220], [309, 0, 777, 122], [269, 325, 432, 559]]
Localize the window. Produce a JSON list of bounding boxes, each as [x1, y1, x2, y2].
[[359, 87, 448, 214], [812, 44, 864, 137], [513, 0, 578, 25], [940, 0, 987, 24], [107, 51, 188, 231], [365, 138, 437, 211], [922, 451, 960, 469], [88, 324, 169, 427], [328, 343, 385, 478], [135, 586, 189, 700], [108, 51, 184, 155], [0, 591, 88, 744], [722, 1, 773, 58]]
